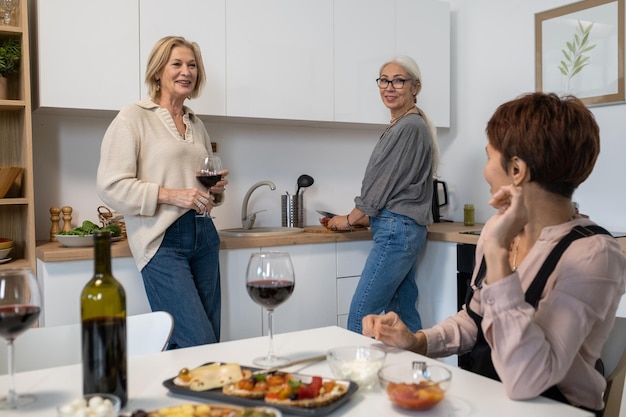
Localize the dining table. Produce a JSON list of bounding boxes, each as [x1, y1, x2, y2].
[[1, 325, 593, 416]]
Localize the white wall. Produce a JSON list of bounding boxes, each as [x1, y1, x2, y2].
[[440, 0, 626, 232], [32, 0, 626, 240]]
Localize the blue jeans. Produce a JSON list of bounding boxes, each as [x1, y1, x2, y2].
[[141, 210, 221, 348], [348, 209, 427, 334]]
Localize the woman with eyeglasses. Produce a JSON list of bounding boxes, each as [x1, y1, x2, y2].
[[324, 55, 439, 334]]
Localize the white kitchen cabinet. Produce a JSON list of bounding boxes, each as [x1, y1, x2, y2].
[[139, 0, 226, 116], [336, 241, 372, 328], [416, 241, 457, 329], [36, 257, 151, 327], [334, 0, 393, 125], [220, 244, 337, 342], [416, 240, 458, 366], [396, 0, 450, 128], [263, 244, 337, 335], [219, 247, 262, 342], [34, 0, 141, 112], [225, 0, 334, 121], [334, 0, 450, 127]]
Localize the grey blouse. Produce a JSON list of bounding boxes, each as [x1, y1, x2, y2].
[[354, 113, 434, 225]]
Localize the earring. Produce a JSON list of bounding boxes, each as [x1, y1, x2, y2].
[[156, 79, 160, 92]]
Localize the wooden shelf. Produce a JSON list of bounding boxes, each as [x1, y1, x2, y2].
[[0, 0, 35, 272]]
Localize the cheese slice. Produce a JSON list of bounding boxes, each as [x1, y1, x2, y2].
[[184, 363, 246, 391]]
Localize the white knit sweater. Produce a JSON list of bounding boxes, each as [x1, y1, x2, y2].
[[97, 98, 212, 270]]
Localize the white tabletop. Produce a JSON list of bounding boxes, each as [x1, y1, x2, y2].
[[1, 326, 592, 416]]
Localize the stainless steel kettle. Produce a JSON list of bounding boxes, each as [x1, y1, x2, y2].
[[431, 179, 448, 223]]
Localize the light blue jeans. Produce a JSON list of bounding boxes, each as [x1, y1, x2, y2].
[[348, 208, 427, 334], [141, 210, 221, 348]]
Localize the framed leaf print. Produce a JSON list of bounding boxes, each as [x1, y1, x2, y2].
[[535, 0, 624, 106]]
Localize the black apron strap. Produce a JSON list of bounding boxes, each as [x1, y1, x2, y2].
[[525, 225, 611, 307]]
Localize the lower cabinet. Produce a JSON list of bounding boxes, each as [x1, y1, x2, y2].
[[36, 258, 151, 327], [336, 241, 372, 328], [219, 244, 338, 342], [39, 240, 462, 347]]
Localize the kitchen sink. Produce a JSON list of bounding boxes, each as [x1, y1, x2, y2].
[[219, 227, 305, 238]]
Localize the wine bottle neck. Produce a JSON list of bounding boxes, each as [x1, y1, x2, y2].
[[93, 231, 112, 276]]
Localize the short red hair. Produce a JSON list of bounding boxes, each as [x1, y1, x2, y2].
[[486, 92, 600, 197]]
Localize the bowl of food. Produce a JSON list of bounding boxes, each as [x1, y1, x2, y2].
[[378, 361, 451, 410], [0, 246, 12, 259], [327, 345, 386, 390], [0, 238, 13, 250], [57, 393, 121, 417]]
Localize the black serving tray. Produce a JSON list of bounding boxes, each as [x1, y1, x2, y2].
[[162, 366, 359, 417]]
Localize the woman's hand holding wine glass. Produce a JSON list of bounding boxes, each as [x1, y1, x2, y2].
[[0, 268, 42, 409], [195, 155, 226, 217], [246, 252, 295, 368]]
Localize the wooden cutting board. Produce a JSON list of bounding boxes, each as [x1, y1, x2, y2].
[[304, 226, 368, 234]]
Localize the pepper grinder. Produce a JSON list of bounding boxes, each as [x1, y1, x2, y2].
[[62, 206, 73, 233], [50, 206, 61, 241]]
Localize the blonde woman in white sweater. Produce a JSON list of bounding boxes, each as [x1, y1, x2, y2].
[[97, 36, 228, 348]]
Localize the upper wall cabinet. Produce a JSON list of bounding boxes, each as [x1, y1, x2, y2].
[[225, 0, 334, 121], [33, 0, 449, 126], [34, 0, 141, 112], [334, 0, 450, 127], [139, 0, 226, 116], [396, 0, 450, 128]]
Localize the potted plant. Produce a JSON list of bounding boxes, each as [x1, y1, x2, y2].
[[0, 37, 20, 99]]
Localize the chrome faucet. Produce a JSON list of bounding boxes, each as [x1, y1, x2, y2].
[[241, 181, 276, 229]]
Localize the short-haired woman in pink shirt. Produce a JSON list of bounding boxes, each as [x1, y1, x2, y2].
[[363, 92, 626, 416]]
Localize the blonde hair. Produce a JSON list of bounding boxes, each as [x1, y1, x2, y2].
[[380, 56, 440, 177], [145, 36, 206, 100]]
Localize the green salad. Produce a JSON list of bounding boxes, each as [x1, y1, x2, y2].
[[57, 220, 122, 237]]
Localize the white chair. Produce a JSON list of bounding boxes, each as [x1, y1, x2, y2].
[[0, 311, 173, 374], [601, 316, 626, 417]]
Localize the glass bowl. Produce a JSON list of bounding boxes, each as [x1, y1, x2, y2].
[[378, 361, 451, 410], [57, 393, 121, 417], [327, 345, 386, 389]]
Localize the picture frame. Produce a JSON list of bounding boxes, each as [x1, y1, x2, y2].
[[535, 0, 624, 106]]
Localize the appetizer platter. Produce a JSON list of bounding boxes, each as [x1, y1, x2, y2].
[[126, 403, 282, 417], [162, 362, 358, 416]]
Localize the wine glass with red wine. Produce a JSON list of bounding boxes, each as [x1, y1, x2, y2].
[[0, 268, 42, 409], [246, 252, 295, 367], [196, 154, 224, 217]]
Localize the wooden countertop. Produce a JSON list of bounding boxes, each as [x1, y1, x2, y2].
[[36, 222, 625, 263]]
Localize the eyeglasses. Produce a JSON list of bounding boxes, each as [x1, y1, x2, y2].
[[376, 78, 413, 89]]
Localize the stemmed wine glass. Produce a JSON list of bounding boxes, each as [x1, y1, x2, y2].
[[0, 268, 42, 409], [0, 0, 18, 26], [246, 252, 295, 367], [195, 154, 224, 217]]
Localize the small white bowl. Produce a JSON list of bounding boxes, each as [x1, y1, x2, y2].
[[327, 345, 386, 390], [0, 247, 12, 259], [57, 393, 121, 417]]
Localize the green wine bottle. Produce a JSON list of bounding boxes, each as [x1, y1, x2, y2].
[[81, 230, 128, 406]]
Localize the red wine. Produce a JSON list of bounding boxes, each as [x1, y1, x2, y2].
[[246, 280, 294, 309], [196, 174, 222, 188], [82, 316, 127, 405], [0, 305, 41, 341]]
